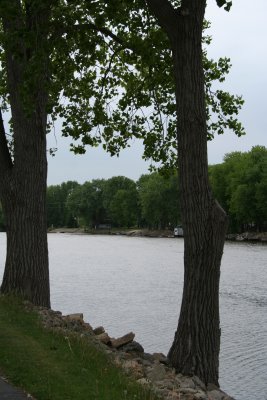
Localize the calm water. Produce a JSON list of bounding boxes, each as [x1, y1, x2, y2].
[[0, 232, 266, 400]]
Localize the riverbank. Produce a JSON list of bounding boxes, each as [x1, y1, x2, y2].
[[0, 296, 235, 400], [226, 231, 267, 242], [48, 227, 267, 242], [49, 227, 176, 238], [0, 295, 157, 400]]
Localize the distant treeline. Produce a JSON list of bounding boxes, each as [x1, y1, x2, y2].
[[46, 173, 181, 230], [0, 146, 266, 233]]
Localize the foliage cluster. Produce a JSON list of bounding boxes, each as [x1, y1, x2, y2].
[[0, 295, 157, 400]]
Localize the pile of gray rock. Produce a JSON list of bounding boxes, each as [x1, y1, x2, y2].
[[226, 231, 267, 242], [28, 304, 235, 400]]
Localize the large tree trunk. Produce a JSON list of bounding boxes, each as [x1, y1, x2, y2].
[[0, 120, 50, 307], [145, 0, 228, 385], [0, 1, 51, 307], [1, 165, 50, 308]]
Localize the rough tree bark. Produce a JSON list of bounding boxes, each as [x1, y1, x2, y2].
[[145, 0, 228, 385], [0, 1, 51, 307]]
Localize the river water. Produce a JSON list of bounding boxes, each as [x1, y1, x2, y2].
[[0, 232, 266, 400]]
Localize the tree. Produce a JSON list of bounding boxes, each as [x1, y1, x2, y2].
[[228, 146, 267, 231], [47, 181, 79, 228], [210, 146, 267, 232], [109, 188, 139, 228], [209, 163, 228, 211], [142, 0, 234, 385], [0, 2, 243, 364], [103, 176, 139, 227], [66, 180, 106, 228], [0, 1, 151, 305], [137, 172, 180, 229], [83, 0, 244, 173], [0, 1, 53, 306], [0, 1, 155, 306]]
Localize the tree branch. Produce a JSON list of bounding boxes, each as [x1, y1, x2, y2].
[[85, 22, 126, 47], [99, 45, 126, 98], [50, 21, 135, 53], [145, 0, 177, 40]]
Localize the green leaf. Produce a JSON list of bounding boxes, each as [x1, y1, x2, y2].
[[216, 0, 232, 11]]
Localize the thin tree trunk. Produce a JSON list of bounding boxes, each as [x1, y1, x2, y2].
[[145, 0, 228, 385]]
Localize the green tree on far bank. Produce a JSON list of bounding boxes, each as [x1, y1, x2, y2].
[[103, 177, 140, 228], [209, 146, 267, 232], [137, 172, 180, 229], [47, 181, 79, 228], [66, 180, 107, 229]]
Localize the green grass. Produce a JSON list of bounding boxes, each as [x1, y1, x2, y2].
[[0, 295, 157, 400]]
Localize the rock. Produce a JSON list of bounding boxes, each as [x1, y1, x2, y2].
[[121, 360, 143, 378], [180, 377, 196, 390], [83, 322, 93, 332], [137, 377, 150, 386], [64, 313, 84, 322], [93, 326, 105, 335], [207, 389, 232, 400], [236, 234, 245, 241], [192, 376, 206, 391], [143, 352, 155, 362], [183, 395, 199, 400], [157, 378, 176, 390], [179, 387, 197, 395], [152, 352, 169, 365], [95, 332, 111, 345], [113, 356, 122, 367], [207, 383, 219, 391], [120, 341, 144, 353], [146, 363, 167, 382], [116, 351, 131, 360], [110, 332, 135, 348], [122, 359, 139, 369], [140, 358, 153, 367], [226, 234, 237, 241], [104, 349, 114, 356], [193, 390, 208, 399], [23, 301, 236, 400], [154, 387, 171, 398]]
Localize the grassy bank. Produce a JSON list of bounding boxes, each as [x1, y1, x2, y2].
[[0, 295, 157, 400]]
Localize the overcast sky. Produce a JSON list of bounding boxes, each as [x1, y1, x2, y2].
[[47, 0, 267, 185]]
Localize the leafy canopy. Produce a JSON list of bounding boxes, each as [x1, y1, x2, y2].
[[0, 0, 244, 171]]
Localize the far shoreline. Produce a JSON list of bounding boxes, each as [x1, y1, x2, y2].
[[47, 227, 267, 243]]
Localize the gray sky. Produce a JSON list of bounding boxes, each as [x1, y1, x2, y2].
[[47, 0, 267, 185]]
